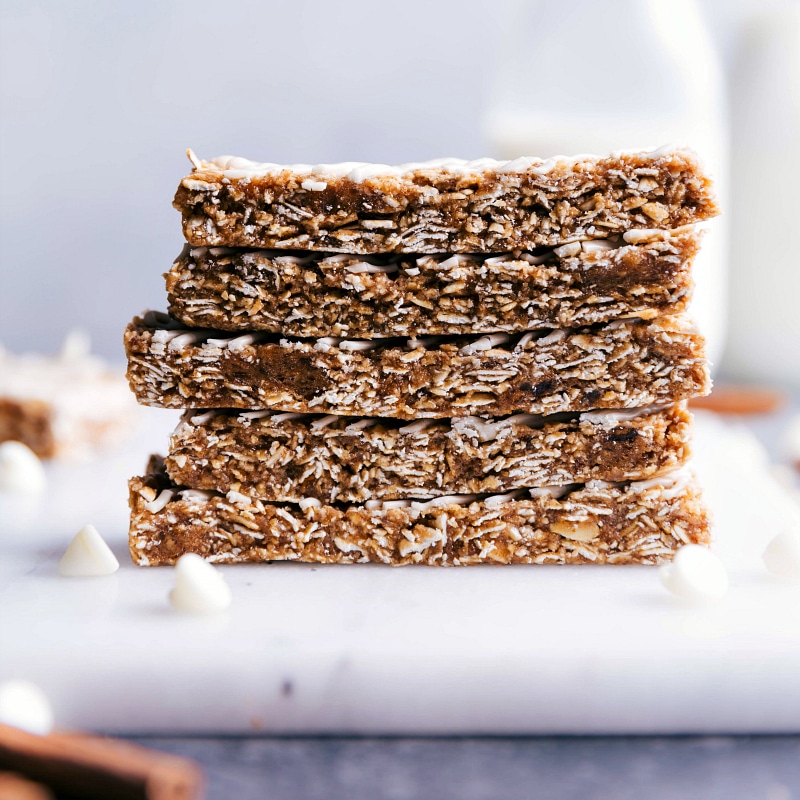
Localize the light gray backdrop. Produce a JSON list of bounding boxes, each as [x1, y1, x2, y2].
[[0, 0, 784, 363]]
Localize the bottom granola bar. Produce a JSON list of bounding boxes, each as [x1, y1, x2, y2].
[[129, 458, 710, 566]]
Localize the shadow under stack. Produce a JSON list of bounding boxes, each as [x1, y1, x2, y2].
[[125, 147, 717, 566]]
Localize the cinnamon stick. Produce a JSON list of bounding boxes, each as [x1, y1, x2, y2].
[[0, 724, 204, 800], [0, 771, 52, 800], [689, 384, 786, 415]]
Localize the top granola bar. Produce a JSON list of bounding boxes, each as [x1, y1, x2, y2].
[[174, 147, 718, 254]]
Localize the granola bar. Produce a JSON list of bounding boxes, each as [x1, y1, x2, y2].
[[125, 312, 710, 419], [174, 147, 718, 253], [129, 458, 711, 566], [0, 336, 139, 459], [166, 228, 698, 337], [165, 403, 692, 503]]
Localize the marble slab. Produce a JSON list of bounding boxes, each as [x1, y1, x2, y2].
[[1, 409, 799, 735]]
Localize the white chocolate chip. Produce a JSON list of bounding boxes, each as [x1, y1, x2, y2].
[[660, 545, 728, 602], [59, 328, 92, 361], [762, 527, 800, 581], [58, 524, 119, 577], [169, 553, 232, 613], [0, 680, 54, 735], [784, 414, 800, 464], [0, 441, 46, 495]]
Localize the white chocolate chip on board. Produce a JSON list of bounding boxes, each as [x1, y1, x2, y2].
[[0, 680, 54, 735], [58, 524, 120, 577], [169, 553, 232, 613], [763, 527, 800, 581], [660, 544, 728, 602], [0, 441, 46, 495]]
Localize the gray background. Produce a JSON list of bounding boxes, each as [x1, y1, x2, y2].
[[0, 0, 792, 362], [133, 735, 800, 800]]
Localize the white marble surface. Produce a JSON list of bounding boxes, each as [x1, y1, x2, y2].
[[1, 409, 799, 736]]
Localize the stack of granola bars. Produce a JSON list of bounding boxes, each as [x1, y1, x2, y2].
[[125, 147, 717, 566]]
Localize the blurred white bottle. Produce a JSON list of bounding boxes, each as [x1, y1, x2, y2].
[[725, 6, 800, 387], [484, 0, 728, 367]]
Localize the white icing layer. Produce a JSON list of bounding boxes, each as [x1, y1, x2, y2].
[[625, 467, 693, 499], [364, 488, 551, 511], [310, 415, 339, 432], [459, 333, 512, 356], [529, 486, 573, 499], [579, 403, 671, 428], [452, 414, 544, 444], [187, 146, 690, 184], [582, 467, 694, 501], [345, 418, 379, 432], [179, 404, 676, 442]]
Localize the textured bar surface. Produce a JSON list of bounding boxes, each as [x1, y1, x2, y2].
[[125, 313, 710, 419], [174, 148, 718, 253], [166, 404, 692, 503], [129, 459, 710, 566], [166, 228, 698, 337]]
